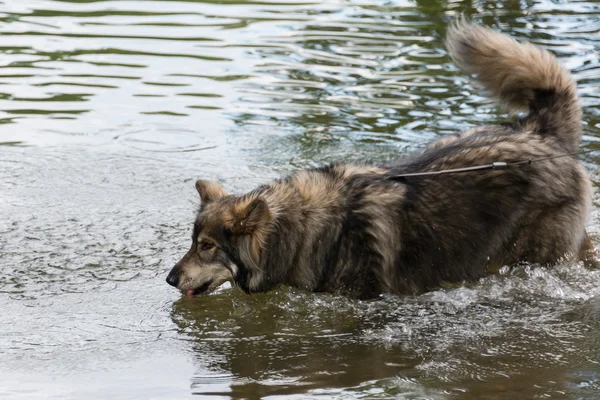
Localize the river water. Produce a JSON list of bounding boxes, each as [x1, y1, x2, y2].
[[2, 0, 600, 399]]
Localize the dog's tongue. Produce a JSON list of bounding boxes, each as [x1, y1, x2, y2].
[[185, 289, 194, 296]]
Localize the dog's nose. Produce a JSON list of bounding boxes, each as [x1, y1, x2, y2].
[[166, 270, 179, 287]]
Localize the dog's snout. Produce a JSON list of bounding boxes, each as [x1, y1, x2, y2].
[[166, 269, 180, 287]]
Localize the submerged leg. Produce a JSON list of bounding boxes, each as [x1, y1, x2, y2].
[[579, 231, 600, 269]]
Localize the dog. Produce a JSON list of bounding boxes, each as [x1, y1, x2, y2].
[[166, 20, 595, 299]]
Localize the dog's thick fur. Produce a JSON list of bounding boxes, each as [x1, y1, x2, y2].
[[166, 20, 594, 299]]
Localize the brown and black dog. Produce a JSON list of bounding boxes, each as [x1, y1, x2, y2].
[[166, 20, 596, 299]]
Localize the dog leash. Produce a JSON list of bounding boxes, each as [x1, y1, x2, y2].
[[387, 148, 597, 180]]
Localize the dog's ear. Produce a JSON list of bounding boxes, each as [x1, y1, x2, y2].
[[195, 180, 227, 203], [232, 197, 271, 234]]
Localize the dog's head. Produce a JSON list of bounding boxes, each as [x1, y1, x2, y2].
[[166, 180, 273, 296]]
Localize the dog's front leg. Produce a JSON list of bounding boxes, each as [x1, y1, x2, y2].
[[579, 231, 600, 269]]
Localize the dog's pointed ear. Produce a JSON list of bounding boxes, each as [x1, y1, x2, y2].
[[195, 180, 227, 204], [233, 197, 271, 234]]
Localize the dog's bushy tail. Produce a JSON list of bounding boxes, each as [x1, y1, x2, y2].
[[445, 18, 581, 151]]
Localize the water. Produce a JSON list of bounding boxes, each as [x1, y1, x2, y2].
[[2, 0, 600, 398]]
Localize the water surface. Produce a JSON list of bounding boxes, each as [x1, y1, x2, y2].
[[2, 0, 600, 398]]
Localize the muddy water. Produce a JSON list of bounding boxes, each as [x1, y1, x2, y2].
[[2, 0, 600, 398]]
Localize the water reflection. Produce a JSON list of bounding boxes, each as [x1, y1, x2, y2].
[[170, 289, 432, 398], [170, 264, 600, 398]]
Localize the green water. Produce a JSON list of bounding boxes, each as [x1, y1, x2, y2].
[[1, 0, 600, 398]]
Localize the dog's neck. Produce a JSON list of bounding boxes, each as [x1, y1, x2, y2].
[[245, 173, 342, 292]]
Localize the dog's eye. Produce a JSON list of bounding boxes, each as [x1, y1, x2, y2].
[[199, 241, 215, 251]]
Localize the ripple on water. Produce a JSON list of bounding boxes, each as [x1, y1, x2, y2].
[[162, 262, 600, 397], [361, 263, 600, 385]]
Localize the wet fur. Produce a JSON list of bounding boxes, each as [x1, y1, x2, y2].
[[167, 20, 594, 299]]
